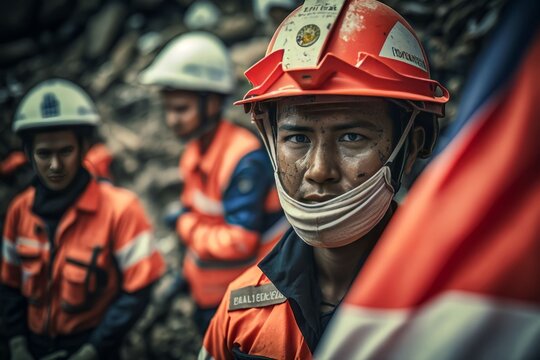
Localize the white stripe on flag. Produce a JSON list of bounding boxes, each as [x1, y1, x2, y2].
[[115, 231, 154, 271], [317, 291, 540, 360]]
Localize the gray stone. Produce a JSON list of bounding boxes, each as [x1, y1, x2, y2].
[[137, 31, 164, 55], [85, 2, 128, 60], [0, 38, 38, 66], [184, 0, 221, 30], [214, 13, 257, 43], [38, 0, 74, 27]]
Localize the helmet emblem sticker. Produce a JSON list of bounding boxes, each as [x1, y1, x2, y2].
[[41, 93, 60, 118], [271, 0, 346, 69], [78, 106, 95, 115], [296, 24, 321, 47]]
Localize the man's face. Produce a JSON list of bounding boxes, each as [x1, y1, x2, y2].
[[33, 130, 82, 191], [162, 91, 200, 139], [276, 98, 394, 203]]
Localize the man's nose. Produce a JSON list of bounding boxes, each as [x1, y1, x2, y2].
[[50, 154, 62, 170], [166, 111, 181, 127], [304, 143, 339, 184]]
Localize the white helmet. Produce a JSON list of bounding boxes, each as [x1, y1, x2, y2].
[[253, 0, 296, 21], [13, 78, 100, 134], [139, 31, 235, 95]]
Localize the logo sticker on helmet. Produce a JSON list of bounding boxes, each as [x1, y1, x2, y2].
[[78, 106, 94, 115], [271, 0, 345, 69], [41, 93, 60, 118], [296, 24, 321, 47]]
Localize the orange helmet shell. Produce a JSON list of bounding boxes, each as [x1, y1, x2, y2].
[[238, 0, 449, 116]]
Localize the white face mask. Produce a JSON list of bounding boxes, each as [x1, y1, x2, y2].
[[256, 106, 418, 248]]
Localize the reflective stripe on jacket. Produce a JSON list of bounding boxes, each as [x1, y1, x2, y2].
[[1, 178, 165, 336], [177, 120, 287, 308]]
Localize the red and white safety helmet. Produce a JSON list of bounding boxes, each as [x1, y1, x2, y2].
[[238, 0, 449, 157]]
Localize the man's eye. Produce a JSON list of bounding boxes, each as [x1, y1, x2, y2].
[[60, 148, 73, 156], [35, 151, 50, 158], [340, 133, 365, 142], [286, 134, 310, 143]]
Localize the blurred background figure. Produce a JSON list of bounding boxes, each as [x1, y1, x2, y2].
[[0, 0, 515, 359], [139, 31, 288, 336], [0, 78, 165, 360], [318, 0, 540, 359]]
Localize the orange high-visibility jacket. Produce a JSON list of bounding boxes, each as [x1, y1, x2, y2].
[[201, 229, 344, 360], [0, 151, 27, 178], [1, 178, 165, 336], [177, 120, 288, 309], [83, 143, 114, 181]]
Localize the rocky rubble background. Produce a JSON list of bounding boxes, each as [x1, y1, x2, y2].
[[0, 0, 508, 358]]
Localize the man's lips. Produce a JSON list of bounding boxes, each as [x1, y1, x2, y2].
[[301, 193, 337, 203], [48, 174, 65, 182]]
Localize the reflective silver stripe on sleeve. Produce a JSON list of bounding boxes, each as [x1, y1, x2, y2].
[[17, 237, 50, 251], [2, 237, 20, 265], [115, 231, 154, 271], [187, 249, 257, 270], [193, 189, 224, 216]]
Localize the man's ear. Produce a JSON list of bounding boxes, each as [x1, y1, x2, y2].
[[404, 126, 425, 174]]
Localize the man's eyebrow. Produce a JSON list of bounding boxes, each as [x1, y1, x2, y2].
[[278, 120, 381, 132], [330, 120, 380, 131], [278, 124, 314, 132]]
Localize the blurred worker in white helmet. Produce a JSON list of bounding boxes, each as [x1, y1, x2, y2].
[[139, 31, 288, 335], [0, 78, 165, 360]]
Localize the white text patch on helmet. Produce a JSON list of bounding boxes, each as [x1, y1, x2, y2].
[[272, 0, 346, 69], [228, 283, 286, 311], [379, 21, 428, 72]]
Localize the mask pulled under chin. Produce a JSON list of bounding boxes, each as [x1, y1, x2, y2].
[[257, 107, 418, 248], [275, 165, 394, 248]]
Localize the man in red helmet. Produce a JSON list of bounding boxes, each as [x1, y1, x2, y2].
[[200, 0, 448, 358]]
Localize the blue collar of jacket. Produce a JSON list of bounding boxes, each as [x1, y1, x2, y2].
[[258, 228, 326, 354]]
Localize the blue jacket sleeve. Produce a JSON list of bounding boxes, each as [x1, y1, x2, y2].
[[87, 284, 152, 353], [0, 283, 27, 338], [222, 149, 276, 232]]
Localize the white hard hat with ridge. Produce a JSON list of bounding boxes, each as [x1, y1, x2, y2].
[[139, 31, 235, 95], [13, 78, 100, 133]]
